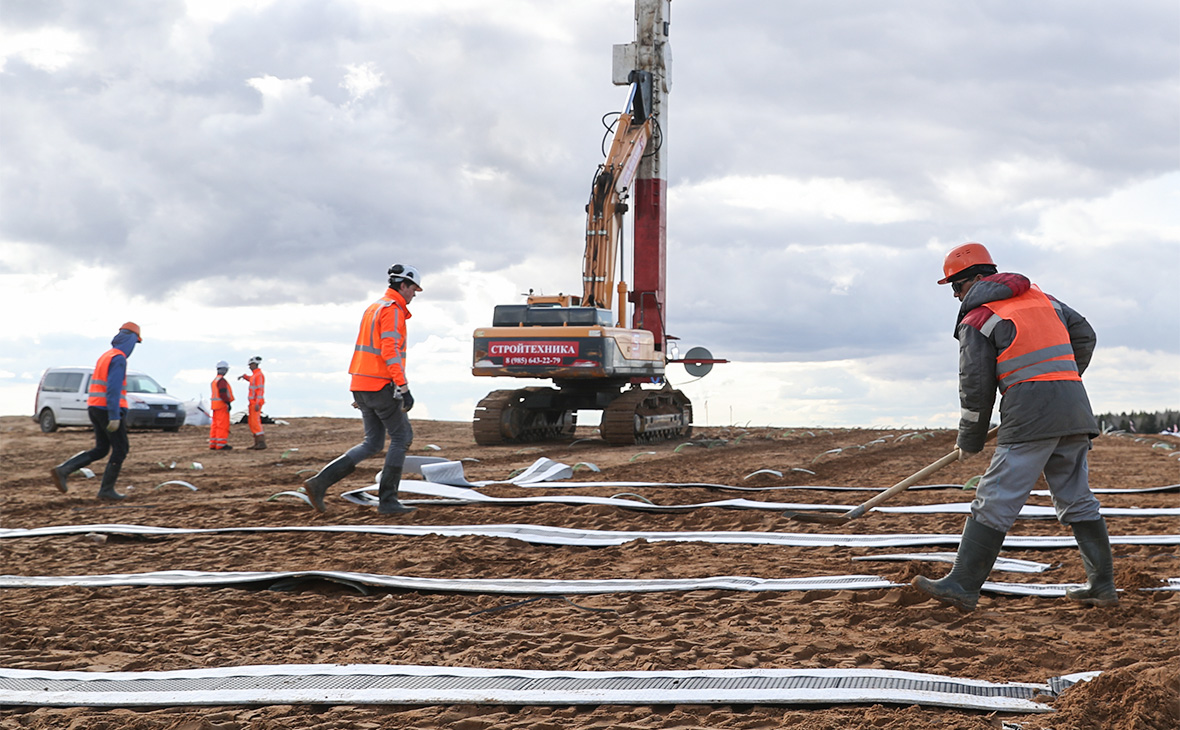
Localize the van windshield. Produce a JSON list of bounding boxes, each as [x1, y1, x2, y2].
[[125, 374, 165, 394]]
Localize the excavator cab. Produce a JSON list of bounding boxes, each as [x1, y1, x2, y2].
[[491, 303, 614, 328]]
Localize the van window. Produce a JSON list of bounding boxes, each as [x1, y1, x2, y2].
[[125, 374, 165, 394], [42, 372, 85, 393]]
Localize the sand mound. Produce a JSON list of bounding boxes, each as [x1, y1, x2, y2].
[[1048, 660, 1179, 730]]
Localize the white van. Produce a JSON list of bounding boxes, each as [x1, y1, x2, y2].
[[33, 367, 188, 433]]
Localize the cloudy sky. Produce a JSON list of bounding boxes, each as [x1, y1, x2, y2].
[[2, 0, 1177, 431]]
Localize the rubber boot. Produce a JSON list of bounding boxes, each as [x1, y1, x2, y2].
[[50, 451, 91, 494], [96, 462, 126, 501], [912, 517, 1006, 612], [377, 467, 416, 515], [1066, 519, 1119, 607], [304, 454, 356, 513], [253, 434, 268, 450]]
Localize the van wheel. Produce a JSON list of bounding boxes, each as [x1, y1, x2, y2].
[[39, 409, 58, 433]]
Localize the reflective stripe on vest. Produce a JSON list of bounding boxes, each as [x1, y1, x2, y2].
[[248, 371, 265, 401], [211, 376, 233, 411], [349, 291, 408, 386], [87, 349, 128, 409], [982, 285, 1082, 393]]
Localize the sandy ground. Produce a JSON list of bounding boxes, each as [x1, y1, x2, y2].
[[1, 415, 1177, 729]]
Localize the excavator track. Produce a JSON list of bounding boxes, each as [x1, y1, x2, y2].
[[472, 388, 577, 446], [600, 386, 693, 445]]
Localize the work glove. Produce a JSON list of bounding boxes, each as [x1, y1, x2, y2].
[[399, 386, 414, 412], [958, 448, 981, 463], [238, 374, 248, 381], [106, 419, 121, 433]]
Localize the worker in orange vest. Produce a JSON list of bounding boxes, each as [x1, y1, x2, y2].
[[913, 243, 1113, 612], [50, 322, 143, 500], [209, 360, 235, 450], [304, 263, 423, 515], [238, 355, 267, 450]]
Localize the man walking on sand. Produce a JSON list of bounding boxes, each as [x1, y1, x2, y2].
[[913, 242, 1116, 612], [50, 322, 143, 501], [303, 263, 423, 515]]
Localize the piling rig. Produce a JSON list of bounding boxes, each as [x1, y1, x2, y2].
[[471, 0, 722, 445]]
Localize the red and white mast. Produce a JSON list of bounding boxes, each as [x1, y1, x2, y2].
[[614, 0, 671, 352]]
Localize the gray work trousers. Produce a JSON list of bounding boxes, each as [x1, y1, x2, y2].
[[970, 433, 1102, 532], [345, 385, 413, 476]]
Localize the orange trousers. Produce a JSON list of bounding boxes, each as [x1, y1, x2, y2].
[[248, 402, 264, 436], [210, 409, 230, 449]]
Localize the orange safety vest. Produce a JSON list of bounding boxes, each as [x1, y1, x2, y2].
[[211, 376, 234, 411], [247, 369, 265, 404], [982, 285, 1083, 393], [87, 349, 129, 409], [349, 288, 410, 391]]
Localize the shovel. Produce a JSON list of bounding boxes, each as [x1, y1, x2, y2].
[[784, 426, 1000, 525]]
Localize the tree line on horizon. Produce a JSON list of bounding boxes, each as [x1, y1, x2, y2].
[[1095, 409, 1179, 435]]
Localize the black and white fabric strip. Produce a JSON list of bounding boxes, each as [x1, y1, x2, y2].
[[336, 479, 1180, 518], [407, 457, 1180, 494], [0, 571, 896, 593], [1, 569, 1175, 595], [0, 665, 1100, 712], [853, 553, 1052, 573], [3, 523, 1178, 549]]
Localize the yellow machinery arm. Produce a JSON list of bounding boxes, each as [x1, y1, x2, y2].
[[582, 110, 651, 322]]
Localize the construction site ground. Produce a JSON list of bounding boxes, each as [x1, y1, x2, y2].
[[1, 415, 1176, 729]]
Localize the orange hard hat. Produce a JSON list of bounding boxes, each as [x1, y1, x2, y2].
[[120, 321, 143, 342], [938, 243, 995, 285]]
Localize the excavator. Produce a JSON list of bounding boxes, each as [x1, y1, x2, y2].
[[471, 0, 721, 445]]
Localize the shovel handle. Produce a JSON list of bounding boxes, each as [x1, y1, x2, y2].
[[840, 426, 1000, 521]]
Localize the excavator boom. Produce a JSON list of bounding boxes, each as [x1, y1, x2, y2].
[[582, 110, 651, 316]]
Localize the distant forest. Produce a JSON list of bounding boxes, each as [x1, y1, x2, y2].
[[1095, 409, 1180, 434]]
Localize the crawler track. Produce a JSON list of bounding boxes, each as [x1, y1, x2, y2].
[[600, 386, 692, 445], [472, 388, 577, 445], [474, 386, 692, 446]]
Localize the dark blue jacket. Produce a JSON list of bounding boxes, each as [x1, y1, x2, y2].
[[103, 330, 138, 418]]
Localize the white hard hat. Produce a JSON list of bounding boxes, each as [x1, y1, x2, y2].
[[248, 356, 263, 366], [388, 263, 423, 290], [216, 360, 229, 370]]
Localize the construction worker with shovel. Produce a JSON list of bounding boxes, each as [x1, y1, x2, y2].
[[303, 263, 422, 515], [49, 322, 142, 501], [913, 243, 1116, 612]]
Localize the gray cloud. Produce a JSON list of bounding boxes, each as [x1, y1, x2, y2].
[[1, 1, 630, 302], [673, 1, 1178, 188], [2, 0, 1176, 369]]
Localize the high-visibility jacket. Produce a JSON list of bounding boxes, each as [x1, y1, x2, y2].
[[981, 285, 1083, 394], [211, 376, 234, 411], [349, 288, 411, 392], [87, 349, 129, 410], [246, 369, 265, 405]]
